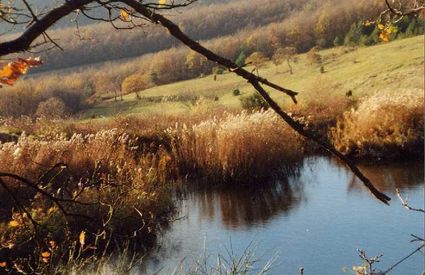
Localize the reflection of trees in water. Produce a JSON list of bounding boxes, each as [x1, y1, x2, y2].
[[333, 159, 424, 194], [190, 164, 305, 229], [180, 158, 424, 229]]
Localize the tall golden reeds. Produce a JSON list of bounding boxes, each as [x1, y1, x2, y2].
[[169, 110, 305, 182], [330, 89, 424, 159]]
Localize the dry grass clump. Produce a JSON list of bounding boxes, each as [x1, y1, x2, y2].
[[0, 110, 303, 272], [330, 89, 424, 159], [0, 129, 175, 273], [0, 129, 172, 181], [170, 110, 304, 182]]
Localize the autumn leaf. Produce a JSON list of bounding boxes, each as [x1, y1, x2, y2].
[[120, 9, 130, 21], [79, 231, 86, 246], [41, 251, 51, 258], [363, 20, 371, 26], [159, 0, 167, 5], [21, 57, 43, 66], [379, 32, 390, 42], [8, 220, 19, 228], [0, 57, 42, 88], [377, 23, 385, 30], [386, 25, 398, 34], [0, 262, 6, 268], [41, 251, 51, 262]]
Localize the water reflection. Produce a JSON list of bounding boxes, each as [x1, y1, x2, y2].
[[144, 157, 424, 274], [189, 176, 304, 229], [342, 159, 424, 194], [177, 157, 424, 229]]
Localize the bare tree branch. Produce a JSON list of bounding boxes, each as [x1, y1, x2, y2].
[[0, 0, 93, 55], [377, 0, 425, 23], [0, 0, 391, 204], [396, 188, 425, 213], [121, 0, 391, 204], [385, 0, 425, 16], [382, 243, 425, 274]]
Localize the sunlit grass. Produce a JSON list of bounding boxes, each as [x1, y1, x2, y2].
[[83, 36, 423, 119]]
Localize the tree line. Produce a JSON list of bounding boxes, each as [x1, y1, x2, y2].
[[21, 0, 310, 72], [0, 0, 423, 118]]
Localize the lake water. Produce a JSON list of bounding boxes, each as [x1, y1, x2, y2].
[[143, 156, 424, 274]]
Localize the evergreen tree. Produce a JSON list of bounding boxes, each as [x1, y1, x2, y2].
[[405, 18, 417, 36], [369, 27, 381, 44], [344, 23, 361, 45]]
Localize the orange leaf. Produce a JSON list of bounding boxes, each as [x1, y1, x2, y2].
[[20, 57, 42, 66], [41, 251, 51, 258], [79, 231, 86, 246], [120, 9, 130, 21], [0, 57, 42, 88], [0, 262, 6, 268], [379, 32, 389, 42], [8, 220, 19, 228]]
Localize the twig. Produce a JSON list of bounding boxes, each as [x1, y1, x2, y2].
[[122, 0, 390, 204], [396, 188, 425, 213], [0, 0, 391, 204], [383, 243, 425, 274]]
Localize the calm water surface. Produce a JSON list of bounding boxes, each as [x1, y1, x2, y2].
[[144, 157, 424, 274]]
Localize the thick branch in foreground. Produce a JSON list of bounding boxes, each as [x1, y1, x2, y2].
[[0, 0, 390, 204], [122, 0, 390, 204], [122, 0, 298, 103], [0, 0, 93, 56]]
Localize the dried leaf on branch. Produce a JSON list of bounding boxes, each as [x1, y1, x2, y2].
[[0, 57, 42, 87]]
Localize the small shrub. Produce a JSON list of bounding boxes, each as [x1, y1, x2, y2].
[[35, 97, 69, 119], [212, 66, 225, 75], [240, 93, 269, 111], [121, 74, 151, 94]]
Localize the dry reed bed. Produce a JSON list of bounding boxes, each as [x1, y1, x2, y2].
[[0, 130, 174, 273], [0, 94, 423, 272], [331, 89, 424, 159], [169, 110, 305, 182]]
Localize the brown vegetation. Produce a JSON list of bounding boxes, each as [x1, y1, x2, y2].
[[0, 0, 393, 118], [331, 89, 424, 159], [169, 110, 305, 182], [0, 129, 174, 273], [0, 88, 422, 271]]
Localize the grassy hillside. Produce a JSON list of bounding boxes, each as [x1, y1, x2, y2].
[[84, 36, 423, 119]]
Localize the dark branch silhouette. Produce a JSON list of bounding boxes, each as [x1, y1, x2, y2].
[[0, 0, 391, 203]]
